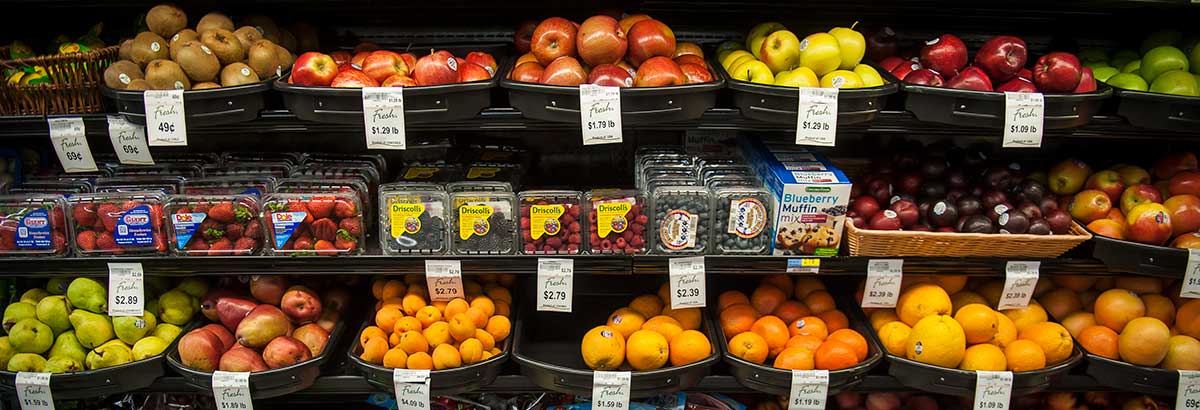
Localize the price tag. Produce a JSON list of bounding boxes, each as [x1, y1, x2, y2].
[[788, 370, 829, 410], [211, 371, 253, 410], [106, 115, 153, 165], [1184, 249, 1200, 299], [537, 258, 573, 312], [48, 117, 97, 173], [1002, 92, 1043, 148], [392, 369, 430, 410], [787, 258, 821, 274], [795, 87, 838, 147], [998, 261, 1040, 310], [668, 256, 706, 309], [425, 260, 463, 302], [592, 371, 631, 410], [362, 87, 407, 150], [107, 263, 145, 316], [973, 371, 1012, 410], [580, 84, 623, 145], [1178, 370, 1200, 410], [144, 89, 187, 146], [862, 259, 903, 308], [16, 372, 53, 410]]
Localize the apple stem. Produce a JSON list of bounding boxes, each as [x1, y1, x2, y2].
[[851, 21, 859, 30]]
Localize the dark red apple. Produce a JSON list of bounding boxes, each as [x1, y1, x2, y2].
[[869, 209, 903, 230], [330, 68, 378, 88], [538, 56, 586, 86], [891, 62, 921, 80], [514, 20, 537, 54], [946, 66, 994, 91], [865, 27, 898, 62], [626, 19, 675, 67], [879, 56, 905, 72], [919, 34, 968, 78], [679, 63, 712, 84], [1170, 171, 1200, 197], [576, 15, 627, 66], [361, 50, 408, 83], [633, 56, 684, 87], [353, 42, 380, 54], [1155, 153, 1199, 180], [511, 62, 545, 83], [973, 35, 1027, 83], [851, 196, 882, 219], [674, 54, 707, 69], [1073, 67, 1097, 93], [587, 63, 633, 87], [465, 52, 498, 76], [329, 50, 351, 66], [904, 68, 945, 86], [618, 14, 652, 36], [531, 17, 578, 65], [458, 62, 492, 82], [889, 199, 920, 227], [897, 172, 923, 195], [996, 77, 1037, 93], [1032, 52, 1082, 93]]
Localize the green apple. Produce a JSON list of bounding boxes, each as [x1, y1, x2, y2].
[[1191, 42, 1200, 75], [828, 24, 865, 70], [853, 64, 885, 87], [1078, 48, 1109, 64], [820, 70, 864, 89], [1106, 73, 1150, 91], [799, 32, 842, 76], [747, 22, 787, 59], [760, 30, 801, 74], [1141, 46, 1189, 83], [1149, 70, 1199, 96], [1142, 29, 1183, 54], [730, 60, 775, 85], [716, 41, 744, 54], [1121, 59, 1142, 75], [1083, 61, 1111, 70], [1093, 66, 1120, 82], [1110, 50, 1141, 70], [774, 67, 819, 87]]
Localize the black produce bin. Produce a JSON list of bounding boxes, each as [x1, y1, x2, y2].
[[274, 44, 509, 124], [165, 321, 345, 399], [346, 317, 511, 395], [102, 77, 279, 125], [1086, 226, 1186, 277], [1114, 88, 1200, 131], [1082, 350, 1179, 396], [713, 60, 897, 125], [899, 81, 1111, 129]]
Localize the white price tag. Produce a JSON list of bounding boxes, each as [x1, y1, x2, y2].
[[15, 372, 53, 410], [788, 370, 828, 410], [106, 115, 153, 165], [1184, 249, 1200, 299], [862, 259, 903, 308], [392, 369, 430, 410], [1002, 92, 1043, 148], [592, 371, 631, 410], [107, 263, 145, 316], [211, 371, 253, 410], [144, 89, 187, 146], [48, 117, 97, 173], [668, 256, 706, 309], [973, 371, 1012, 410], [795, 87, 838, 147], [362, 87, 407, 150], [425, 260, 463, 301], [998, 261, 1040, 310], [1178, 370, 1200, 410], [580, 84, 623, 145], [537, 258, 574, 312]]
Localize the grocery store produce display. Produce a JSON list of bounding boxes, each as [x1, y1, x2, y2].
[[880, 33, 1096, 94], [581, 288, 710, 370], [286, 44, 499, 88], [718, 22, 886, 89], [1084, 30, 1200, 96]]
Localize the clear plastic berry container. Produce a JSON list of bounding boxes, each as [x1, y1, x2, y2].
[[204, 162, 294, 178], [584, 189, 648, 255], [649, 186, 712, 255], [379, 187, 449, 255], [518, 190, 583, 255], [449, 191, 517, 255], [398, 164, 462, 183], [181, 176, 277, 196], [67, 191, 167, 256], [262, 192, 364, 256], [94, 176, 187, 194], [165, 194, 264, 256], [0, 194, 69, 257], [112, 163, 204, 178], [711, 186, 775, 255]]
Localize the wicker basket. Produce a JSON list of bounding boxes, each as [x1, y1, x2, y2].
[[0, 45, 118, 115], [844, 219, 1092, 257]]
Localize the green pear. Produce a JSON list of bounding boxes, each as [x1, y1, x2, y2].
[[828, 24, 865, 70], [1094, 67, 1121, 83], [3, 302, 36, 332], [9, 318, 53, 354], [68, 310, 114, 349], [48, 331, 87, 364], [1107, 73, 1150, 92], [158, 290, 195, 326], [113, 310, 157, 345], [1191, 42, 1200, 75], [1141, 46, 1189, 83], [45, 278, 71, 295], [1142, 29, 1183, 54], [20, 288, 50, 305], [132, 336, 169, 360], [145, 299, 162, 318], [35, 295, 72, 335], [0, 337, 16, 369], [151, 323, 182, 343], [66, 277, 107, 314], [85, 339, 133, 370], [7, 353, 46, 372], [1150, 70, 1200, 96], [1121, 59, 1142, 74], [175, 278, 209, 299], [144, 277, 173, 297], [1111, 50, 1142, 70], [190, 295, 200, 314], [44, 356, 83, 374]]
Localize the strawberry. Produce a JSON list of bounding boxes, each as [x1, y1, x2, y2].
[[335, 229, 357, 250], [286, 201, 314, 225], [225, 223, 244, 240], [193, 203, 211, 214], [294, 234, 315, 250], [50, 207, 65, 230], [208, 202, 236, 223], [234, 237, 257, 251], [187, 237, 210, 251], [151, 205, 164, 230], [76, 231, 97, 251], [97, 204, 122, 232], [154, 233, 166, 253], [208, 238, 234, 256], [175, 206, 193, 215], [245, 220, 262, 238], [313, 239, 337, 256], [51, 231, 66, 253], [121, 200, 140, 211], [306, 198, 335, 219], [73, 203, 97, 227], [338, 217, 362, 236], [311, 218, 338, 242], [334, 198, 358, 219], [97, 231, 118, 251]]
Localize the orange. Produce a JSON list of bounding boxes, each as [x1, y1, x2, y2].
[[480, 350, 494, 362], [475, 329, 496, 351], [869, 310, 900, 331], [751, 285, 787, 315], [906, 315, 966, 368], [815, 340, 860, 370], [401, 294, 427, 316], [431, 301, 448, 314], [487, 287, 512, 304], [1179, 299, 1200, 338], [607, 308, 647, 338], [1161, 335, 1200, 370], [989, 312, 1018, 348], [397, 330, 429, 355], [403, 273, 424, 285], [827, 329, 868, 361], [423, 322, 452, 346], [383, 347, 409, 368], [876, 321, 911, 356], [664, 307, 702, 331], [465, 307, 489, 328], [950, 291, 989, 315], [470, 296, 496, 317], [415, 305, 443, 328], [728, 331, 769, 364], [773, 346, 815, 370], [1141, 294, 1176, 327], [495, 301, 511, 317], [1118, 317, 1171, 366], [752, 315, 791, 357], [773, 300, 812, 325], [448, 313, 477, 341], [1080, 290, 1100, 313], [360, 336, 388, 364], [486, 315, 511, 341], [793, 278, 826, 299], [762, 275, 795, 298], [629, 295, 665, 318], [1018, 322, 1074, 365], [975, 280, 1006, 307], [933, 275, 968, 295], [626, 329, 670, 370], [669, 330, 712, 366], [394, 316, 422, 333], [360, 326, 387, 348], [897, 284, 952, 326], [900, 274, 933, 290], [642, 315, 684, 342], [657, 283, 671, 305], [380, 298, 404, 312], [718, 290, 751, 311], [1095, 289, 1146, 333], [1060, 312, 1096, 339], [444, 298, 470, 319], [581, 325, 626, 370], [498, 273, 516, 288], [1115, 277, 1163, 294], [818, 310, 849, 332], [959, 344, 1007, 371], [1002, 303, 1048, 332], [789, 316, 829, 340], [382, 279, 408, 301], [1004, 339, 1046, 371], [786, 335, 824, 353], [459, 338, 484, 365], [1077, 325, 1119, 360], [1038, 288, 1083, 321], [1052, 275, 1098, 292], [432, 344, 462, 370], [406, 283, 428, 298], [406, 351, 433, 370], [463, 280, 483, 297], [372, 277, 387, 299], [954, 304, 998, 344], [720, 304, 759, 338], [804, 290, 838, 314]]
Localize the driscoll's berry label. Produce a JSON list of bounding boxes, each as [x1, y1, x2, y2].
[[727, 198, 767, 238], [272, 212, 308, 249], [660, 209, 698, 250], [171, 212, 207, 250], [390, 203, 425, 238], [15, 208, 51, 249], [596, 198, 633, 238], [458, 205, 494, 240], [530, 204, 565, 240], [115, 205, 154, 246]]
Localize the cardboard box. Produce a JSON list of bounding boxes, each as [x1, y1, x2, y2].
[[739, 138, 851, 256]]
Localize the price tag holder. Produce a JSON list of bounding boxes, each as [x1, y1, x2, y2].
[[392, 369, 430, 410], [786, 258, 821, 274], [106, 115, 153, 165], [1184, 249, 1200, 299], [211, 371, 253, 410], [362, 87, 407, 150], [973, 370, 1012, 410], [48, 117, 97, 173], [107, 263, 145, 316], [144, 90, 187, 146], [998, 261, 1040, 310], [580, 84, 623, 145], [592, 371, 631, 410], [795, 87, 838, 147], [425, 260, 463, 302], [1002, 92, 1043, 148], [16, 371, 53, 410], [787, 370, 829, 410], [668, 256, 706, 309], [537, 258, 574, 312], [862, 259, 903, 308], [1178, 370, 1200, 410]]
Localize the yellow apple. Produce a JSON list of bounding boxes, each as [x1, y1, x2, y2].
[[799, 33, 842, 76], [731, 60, 775, 85], [853, 64, 885, 87], [746, 22, 787, 59], [760, 30, 802, 74], [774, 67, 820, 87], [828, 23, 866, 70], [820, 70, 864, 89], [720, 50, 753, 70]]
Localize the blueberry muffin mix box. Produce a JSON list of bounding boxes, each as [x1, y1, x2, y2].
[[739, 138, 851, 256]]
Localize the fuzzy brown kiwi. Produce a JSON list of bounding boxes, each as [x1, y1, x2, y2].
[[192, 81, 221, 90], [199, 29, 245, 66], [220, 62, 260, 87], [145, 4, 187, 39], [126, 79, 150, 91], [130, 31, 169, 67], [118, 39, 133, 61], [291, 22, 319, 52], [196, 12, 234, 34], [144, 59, 191, 90], [246, 39, 280, 79], [233, 26, 263, 51], [168, 29, 199, 60], [174, 41, 220, 82], [103, 60, 144, 89], [241, 15, 280, 43], [274, 44, 295, 70], [278, 29, 297, 52]]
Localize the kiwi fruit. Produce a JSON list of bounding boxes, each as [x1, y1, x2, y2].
[[104, 60, 144, 89], [275, 44, 295, 67], [241, 15, 280, 43], [118, 39, 133, 61], [126, 79, 151, 91], [192, 81, 220, 90], [200, 29, 245, 66], [145, 4, 187, 39], [130, 31, 169, 67], [233, 26, 263, 51], [220, 62, 260, 87], [175, 41, 220, 82], [279, 29, 297, 52], [196, 12, 234, 34], [169, 29, 199, 60], [247, 39, 280, 78], [145, 59, 191, 90]]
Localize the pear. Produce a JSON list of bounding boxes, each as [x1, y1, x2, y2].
[[132, 336, 169, 360], [151, 323, 183, 343], [69, 310, 115, 349], [67, 277, 108, 314], [35, 295, 73, 335], [0, 337, 16, 369], [20, 288, 50, 304], [828, 23, 866, 70], [7, 353, 46, 372], [176, 278, 209, 299], [114, 310, 158, 345], [158, 289, 196, 326], [146, 298, 162, 318], [145, 277, 173, 297], [44, 356, 83, 374], [9, 318, 53, 354], [86, 340, 133, 369], [48, 331, 87, 364], [45, 278, 71, 295], [235, 304, 292, 348], [3, 302, 36, 332]]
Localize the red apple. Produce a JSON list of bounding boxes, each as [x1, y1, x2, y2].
[[891, 62, 921, 80], [1121, 184, 1165, 215], [879, 56, 905, 72], [291, 52, 338, 87], [330, 50, 351, 66], [587, 63, 633, 87], [633, 56, 684, 87], [1074, 67, 1097, 93], [1173, 232, 1200, 249], [626, 19, 676, 67], [1088, 219, 1127, 240], [412, 52, 458, 86], [577, 15, 627, 66], [465, 52, 498, 76], [919, 34, 968, 78], [973, 35, 1027, 83], [514, 20, 537, 54], [531, 17, 578, 65], [382, 74, 417, 87], [868, 209, 902, 230], [1114, 164, 1152, 186], [851, 196, 882, 219], [996, 77, 1037, 93], [866, 27, 899, 62], [1170, 171, 1200, 196], [1069, 189, 1112, 224], [1017, 68, 1033, 81], [904, 68, 945, 86], [399, 53, 418, 72], [1165, 194, 1200, 237], [361, 50, 409, 83], [674, 54, 707, 69], [510, 62, 545, 83], [618, 14, 652, 35], [1127, 203, 1173, 245], [515, 53, 539, 68], [673, 42, 703, 58], [946, 66, 994, 91], [1154, 152, 1199, 180], [1085, 170, 1125, 202], [353, 42, 380, 54], [350, 51, 370, 68], [889, 199, 920, 227], [458, 62, 492, 82], [538, 56, 586, 86], [330, 68, 378, 88], [1032, 52, 1082, 93], [679, 63, 712, 84], [616, 61, 636, 77]]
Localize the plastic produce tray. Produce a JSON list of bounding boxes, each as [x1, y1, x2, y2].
[[899, 80, 1111, 129], [713, 60, 897, 125], [102, 76, 280, 125], [1081, 350, 1178, 396], [1085, 226, 1186, 277], [1113, 88, 1200, 132], [347, 319, 511, 395]]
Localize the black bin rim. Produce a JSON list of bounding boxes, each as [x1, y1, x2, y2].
[[344, 316, 513, 394], [1112, 86, 1200, 103], [499, 69, 726, 96], [899, 80, 1113, 102], [713, 58, 898, 99], [101, 75, 281, 101]]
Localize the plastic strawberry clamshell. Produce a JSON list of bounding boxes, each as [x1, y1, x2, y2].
[[66, 191, 167, 256], [262, 192, 365, 256], [0, 194, 69, 257], [164, 194, 265, 256]]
